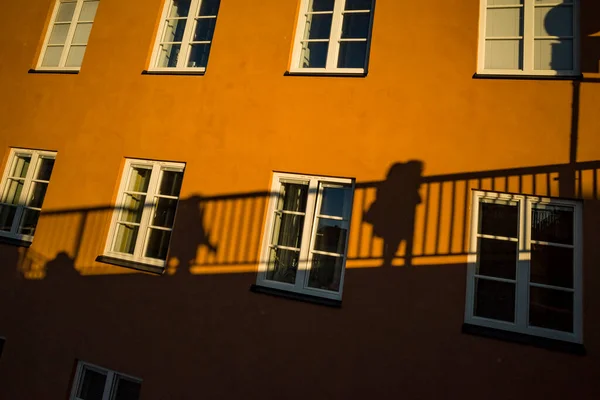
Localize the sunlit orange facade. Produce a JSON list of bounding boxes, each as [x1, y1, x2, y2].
[[1, 0, 600, 398]]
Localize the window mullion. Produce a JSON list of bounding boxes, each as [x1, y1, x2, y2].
[[295, 179, 318, 289], [515, 198, 530, 328], [101, 371, 114, 400], [522, 0, 534, 73], [177, 0, 200, 68], [58, 0, 83, 67], [326, 0, 345, 69]]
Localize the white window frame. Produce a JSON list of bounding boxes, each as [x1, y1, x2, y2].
[[70, 361, 142, 400], [102, 159, 185, 268], [289, 0, 374, 75], [148, 0, 220, 73], [0, 148, 56, 243], [464, 190, 583, 344], [256, 172, 355, 301], [36, 0, 99, 72], [477, 0, 580, 76]]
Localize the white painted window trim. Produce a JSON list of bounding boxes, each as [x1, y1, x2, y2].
[[289, 0, 374, 75], [102, 158, 185, 268], [70, 360, 142, 400], [256, 172, 355, 301], [0, 148, 56, 243], [148, 0, 219, 73], [35, 0, 98, 72], [464, 190, 583, 344], [476, 0, 580, 76]]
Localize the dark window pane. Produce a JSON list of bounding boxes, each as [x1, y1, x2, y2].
[[157, 43, 181, 67], [477, 238, 517, 279], [0, 205, 17, 232], [145, 229, 172, 260], [314, 219, 347, 254], [271, 213, 305, 249], [345, 0, 373, 10], [127, 168, 152, 193], [162, 19, 187, 42], [531, 244, 573, 288], [341, 13, 370, 38], [529, 286, 573, 332], [112, 224, 139, 254], [18, 209, 41, 236], [193, 17, 217, 41], [277, 182, 308, 213], [320, 186, 352, 217], [474, 278, 515, 322], [479, 202, 518, 238], [304, 14, 332, 39], [266, 248, 299, 284], [113, 377, 141, 400], [77, 368, 107, 400], [308, 253, 343, 291], [188, 43, 211, 67], [300, 42, 328, 68], [152, 198, 178, 228], [1, 179, 24, 204], [10, 155, 31, 178], [337, 41, 367, 68], [531, 206, 573, 245], [198, 0, 220, 16], [120, 194, 146, 224], [36, 157, 55, 181], [169, 0, 191, 18], [27, 182, 48, 208], [159, 171, 183, 197], [310, 0, 335, 12]]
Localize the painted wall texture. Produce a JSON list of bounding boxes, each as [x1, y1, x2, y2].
[[0, 0, 599, 398]]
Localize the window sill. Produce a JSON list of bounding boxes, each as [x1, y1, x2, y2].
[[0, 236, 32, 248], [472, 73, 582, 81], [28, 68, 79, 75], [284, 70, 367, 78], [250, 284, 342, 308], [142, 69, 205, 76], [462, 323, 586, 355], [95, 255, 165, 275]]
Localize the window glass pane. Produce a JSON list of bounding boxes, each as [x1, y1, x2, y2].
[[48, 24, 70, 45], [534, 39, 573, 71], [0, 205, 17, 232], [145, 229, 171, 260], [304, 14, 332, 40], [529, 287, 573, 332], [119, 194, 146, 223], [484, 39, 523, 69], [112, 377, 141, 400], [307, 253, 343, 291], [476, 238, 517, 280], [65, 45, 86, 67], [344, 0, 372, 10], [151, 198, 178, 228], [319, 186, 352, 217], [187, 43, 211, 67], [73, 23, 93, 44], [535, 0, 571, 4], [27, 182, 48, 209], [531, 244, 573, 288], [534, 6, 572, 37], [77, 367, 107, 400], [1, 179, 24, 204], [337, 41, 367, 68], [276, 182, 308, 213], [162, 19, 187, 42], [479, 202, 518, 238], [266, 247, 299, 284], [157, 44, 181, 67], [341, 13, 370, 39], [309, 0, 334, 12], [41, 46, 64, 67], [474, 278, 516, 322], [112, 224, 139, 254], [271, 213, 305, 249], [80, 1, 99, 21], [193, 18, 217, 41], [300, 42, 328, 68], [159, 171, 183, 196], [127, 167, 151, 193], [56, 1, 77, 22], [487, 0, 523, 4], [168, 0, 191, 17], [198, 0, 220, 16], [531, 205, 573, 244], [10, 155, 31, 178], [18, 209, 41, 236], [486, 8, 523, 37], [36, 157, 55, 181], [313, 218, 347, 254]]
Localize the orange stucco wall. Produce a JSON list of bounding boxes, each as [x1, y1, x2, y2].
[[0, 0, 600, 398]]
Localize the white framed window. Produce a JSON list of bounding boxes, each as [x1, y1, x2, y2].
[[256, 172, 355, 301], [289, 0, 374, 75], [465, 190, 583, 344], [149, 0, 221, 72], [0, 149, 56, 243], [36, 0, 100, 71], [70, 361, 142, 400], [102, 159, 185, 268], [477, 0, 580, 76]]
